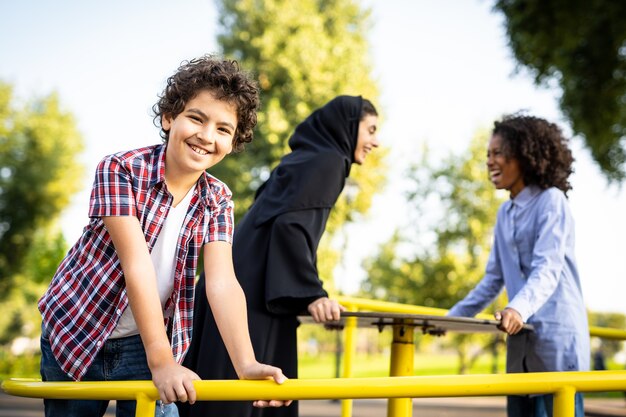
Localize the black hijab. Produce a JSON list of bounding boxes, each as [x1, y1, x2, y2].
[[251, 95, 363, 226]]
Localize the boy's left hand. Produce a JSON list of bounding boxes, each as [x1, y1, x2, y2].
[[240, 362, 293, 408]]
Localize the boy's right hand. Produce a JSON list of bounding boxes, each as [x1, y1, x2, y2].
[[151, 360, 200, 404]]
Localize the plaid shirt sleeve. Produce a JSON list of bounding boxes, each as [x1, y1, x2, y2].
[[89, 155, 137, 218], [204, 179, 234, 244]]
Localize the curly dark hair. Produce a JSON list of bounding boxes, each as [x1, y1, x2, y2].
[[493, 114, 575, 195], [152, 55, 259, 152]]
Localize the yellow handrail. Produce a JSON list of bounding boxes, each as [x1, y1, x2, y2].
[[588, 326, 626, 341], [333, 296, 626, 417], [337, 296, 450, 317], [4, 371, 626, 417], [336, 295, 626, 340]]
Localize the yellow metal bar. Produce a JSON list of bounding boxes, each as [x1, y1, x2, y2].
[[553, 386, 576, 417], [340, 395, 353, 417], [178, 370, 625, 399], [135, 392, 156, 417], [388, 322, 415, 417], [588, 326, 626, 340], [5, 371, 626, 399], [1, 378, 159, 400], [337, 296, 449, 316], [389, 324, 415, 376], [4, 371, 626, 416], [341, 315, 357, 417]]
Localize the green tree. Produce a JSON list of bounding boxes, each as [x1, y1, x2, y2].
[[588, 311, 626, 365], [493, 0, 626, 182], [362, 131, 504, 307], [0, 82, 84, 299], [361, 131, 507, 372], [212, 0, 386, 284], [0, 228, 67, 346]]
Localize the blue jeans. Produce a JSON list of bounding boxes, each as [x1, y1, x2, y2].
[[507, 393, 584, 417], [40, 329, 178, 417]]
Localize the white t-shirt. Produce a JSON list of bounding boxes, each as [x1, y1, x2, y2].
[[110, 186, 195, 339]]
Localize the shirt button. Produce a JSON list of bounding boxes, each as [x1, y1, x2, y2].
[[159, 207, 166, 213], [117, 309, 122, 315], [96, 341, 102, 347]]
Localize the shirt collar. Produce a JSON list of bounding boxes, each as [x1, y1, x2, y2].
[[149, 144, 167, 188], [150, 143, 214, 206], [196, 171, 212, 203], [508, 184, 541, 211]]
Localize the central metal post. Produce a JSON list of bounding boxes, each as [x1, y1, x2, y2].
[[388, 321, 415, 417]]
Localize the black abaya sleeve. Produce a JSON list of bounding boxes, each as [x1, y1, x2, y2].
[[264, 208, 330, 315]]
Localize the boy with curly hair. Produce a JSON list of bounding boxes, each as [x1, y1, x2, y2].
[[448, 114, 590, 417], [38, 55, 289, 417]]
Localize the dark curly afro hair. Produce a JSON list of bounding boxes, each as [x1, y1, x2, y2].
[[152, 55, 259, 152], [493, 114, 575, 196]]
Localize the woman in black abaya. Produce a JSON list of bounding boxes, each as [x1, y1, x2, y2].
[[179, 95, 379, 417]]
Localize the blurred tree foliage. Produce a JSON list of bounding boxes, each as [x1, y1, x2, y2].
[[0, 82, 83, 301], [0, 84, 82, 373], [588, 311, 626, 362], [211, 0, 386, 286], [0, 230, 67, 346], [361, 131, 504, 308], [494, 0, 626, 182], [361, 130, 508, 372]]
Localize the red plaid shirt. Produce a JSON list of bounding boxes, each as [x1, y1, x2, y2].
[[38, 144, 234, 380]]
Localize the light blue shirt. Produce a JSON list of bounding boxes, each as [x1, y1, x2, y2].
[[449, 185, 590, 373]]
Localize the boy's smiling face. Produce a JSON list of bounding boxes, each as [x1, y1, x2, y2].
[[162, 89, 237, 177]]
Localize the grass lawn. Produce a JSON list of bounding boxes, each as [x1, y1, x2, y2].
[[298, 351, 504, 379]]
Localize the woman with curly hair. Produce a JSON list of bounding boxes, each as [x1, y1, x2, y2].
[[447, 114, 590, 417]]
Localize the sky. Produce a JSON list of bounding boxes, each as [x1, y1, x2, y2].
[[1, 0, 624, 315]]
